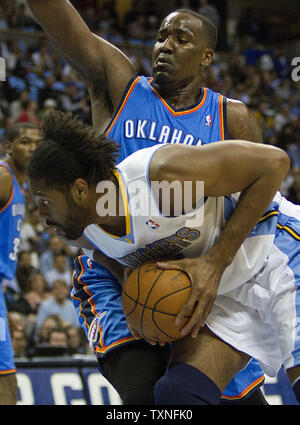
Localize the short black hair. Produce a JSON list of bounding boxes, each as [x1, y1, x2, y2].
[[27, 111, 119, 189], [173, 8, 218, 50], [7, 122, 38, 142]]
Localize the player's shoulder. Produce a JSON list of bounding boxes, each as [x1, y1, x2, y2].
[[0, 162, 13, 203], [226, 98, 250, 119], [226, 98, 262, 142]]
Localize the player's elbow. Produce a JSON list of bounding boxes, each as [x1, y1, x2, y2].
[[265, 147, 290, 178]]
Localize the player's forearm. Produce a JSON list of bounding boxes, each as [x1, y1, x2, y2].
[[206, 153, 290, 268]]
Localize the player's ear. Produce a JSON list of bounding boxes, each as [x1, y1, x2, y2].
[[70, 178, 89, 204], [200, 48, 214, 67]]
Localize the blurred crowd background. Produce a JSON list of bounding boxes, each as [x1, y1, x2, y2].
[[0, 0, 299, 359]]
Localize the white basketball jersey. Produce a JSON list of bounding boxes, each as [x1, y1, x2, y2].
[[83, 144, 282, 294]]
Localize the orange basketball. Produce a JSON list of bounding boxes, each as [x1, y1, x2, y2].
[[122, 261, 193, 343]]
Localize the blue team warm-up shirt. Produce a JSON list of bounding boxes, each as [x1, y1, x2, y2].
[[72, 75, 265, 400], [0, 160, 25, 374]]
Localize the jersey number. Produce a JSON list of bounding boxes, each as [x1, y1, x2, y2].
[[9, 237, 20, 261]]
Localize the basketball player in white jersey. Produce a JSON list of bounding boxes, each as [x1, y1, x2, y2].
[[28, 111, 300, 404], [26, 1, 268, 404]]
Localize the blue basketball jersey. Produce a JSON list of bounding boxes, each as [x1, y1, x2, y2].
[[0, 161, 25, 281], [105, 75, 227, 162]]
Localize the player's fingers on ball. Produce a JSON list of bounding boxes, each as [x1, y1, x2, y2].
[[181, 298, 206, 336], [181, 309, 201, 336], [176, 295, 197, 326], [201, 298, 215, 324], [191, 323, 202, 338], [124, 267, 133, 279]]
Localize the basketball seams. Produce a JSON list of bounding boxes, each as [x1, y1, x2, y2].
[[122, 289, 190, 317], [152, 285, 192, 313], [122, 266, 141, 316], [151, 285, 192, 340], [122, 263, 193, 342], [140, 268, 165, 339]]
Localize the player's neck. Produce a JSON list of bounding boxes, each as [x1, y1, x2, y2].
[[153, 78, 203, 109], [5, 156, 27, 187]]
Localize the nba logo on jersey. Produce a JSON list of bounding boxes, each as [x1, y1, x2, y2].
[[205, 114, 212, 127], [87, 258, 93, 270], [146, 219, 160, 230]]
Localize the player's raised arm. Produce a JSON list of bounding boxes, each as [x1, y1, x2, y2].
[[150, 141, 290, 337], [26, 1, 136, 111]]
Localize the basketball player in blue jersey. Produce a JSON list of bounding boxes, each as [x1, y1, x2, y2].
[[27, 1, 265, 403], [0, 123, 40, 404], [28, 111, 300, 405]]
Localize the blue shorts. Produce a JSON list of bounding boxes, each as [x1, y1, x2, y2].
[[0, 279, 16, 375], [71, 255, 264, 400]]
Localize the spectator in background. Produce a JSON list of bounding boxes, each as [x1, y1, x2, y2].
[[20, 206, 49, 257], [2, 250, 34, 302], [39, 235, 72, 276], [27, 273, 51, 303], [38, 98, 57, 121], [9, 271, 51, 315], [45, 253, 72, 289], [1, 40, 22, 73], [11, 328, 28, 357], [14, 46, 38, 79], [275, 103, 292, 133], [37, 73, 62, 109], [35, 279, 79, 338], [47, 327, 68, 348], [31, 42, 54, 71], [35, 313, 64, 345], [14, 250, 36, 294], [58, 82, 90, 122], [9, 90, 29, 120], [17, 100, 41, 127], [197, 0, 220, 29], [65, 325, 86, 355], [237, 7, 260, 46]]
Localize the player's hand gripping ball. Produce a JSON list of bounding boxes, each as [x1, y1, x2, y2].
[[122, 261, 193, 342]]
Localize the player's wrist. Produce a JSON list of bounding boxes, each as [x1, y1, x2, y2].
[[205, 243, 234, 269]]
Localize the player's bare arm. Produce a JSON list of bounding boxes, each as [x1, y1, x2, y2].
[[150, 141, 290, 337], [227, 99, 263, 143], [26, 0, 136, 132], [0, 167, 13, 210]]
